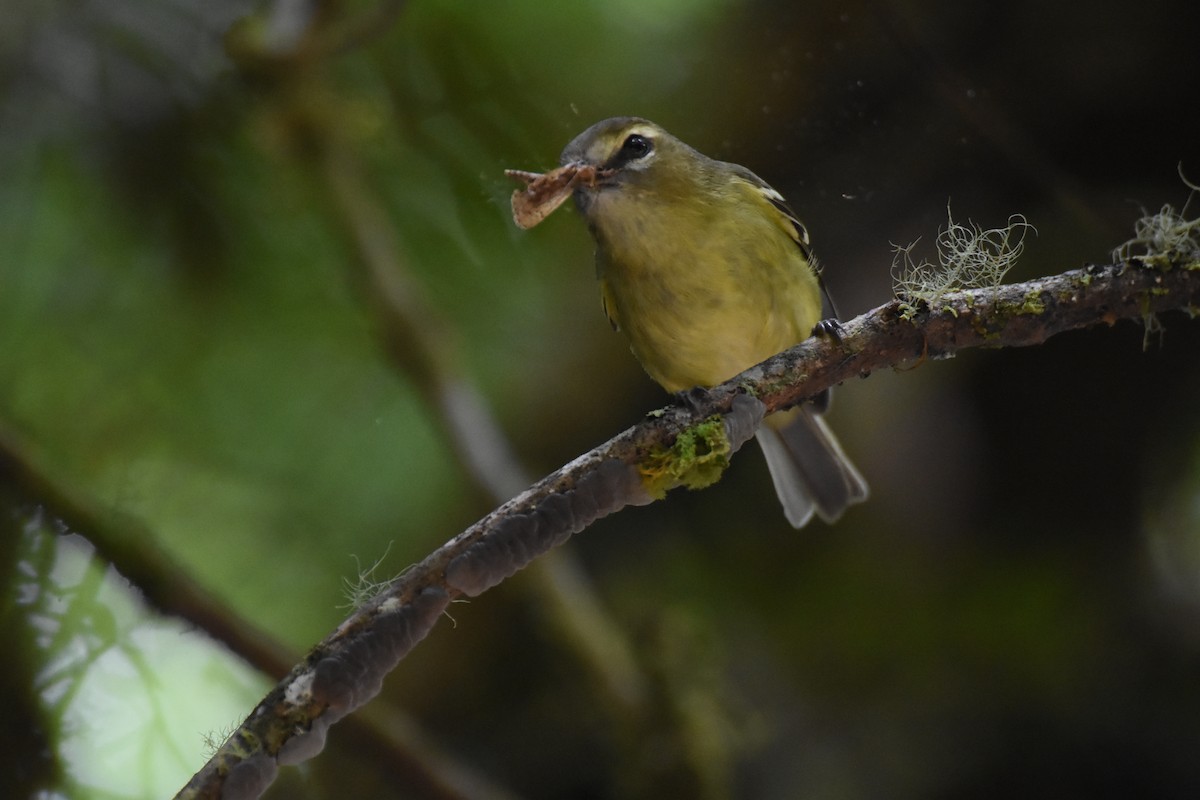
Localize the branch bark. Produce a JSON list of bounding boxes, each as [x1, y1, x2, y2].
[[175, 259, 1200, 799]]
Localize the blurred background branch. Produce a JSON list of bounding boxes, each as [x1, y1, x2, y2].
[[0, 425, 517, 800], [242, 0, 690, 780]]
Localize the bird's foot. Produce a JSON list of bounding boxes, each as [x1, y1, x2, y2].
[[812, 318, 844, 341], [673, 385, 714, 414]]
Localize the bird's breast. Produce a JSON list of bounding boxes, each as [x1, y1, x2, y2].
[[590, 193, 820, 392]]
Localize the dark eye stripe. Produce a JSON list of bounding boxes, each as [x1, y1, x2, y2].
[[608, 133, 654, 169]]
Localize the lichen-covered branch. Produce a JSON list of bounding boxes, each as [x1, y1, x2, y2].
[[175, 257, 1200, 799]]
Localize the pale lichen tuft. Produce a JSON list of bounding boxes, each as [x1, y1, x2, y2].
[[1112, 166, 1200, 269], [340, 543, 404, 609], [892, 205, 1035, 305]]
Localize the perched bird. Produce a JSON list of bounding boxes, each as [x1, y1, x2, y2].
[[559, 117, 867, 527]]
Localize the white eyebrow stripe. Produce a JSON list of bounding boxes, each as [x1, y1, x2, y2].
[[624, 125, 659, 140]]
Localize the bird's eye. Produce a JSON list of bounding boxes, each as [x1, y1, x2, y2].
[[619, 133, 653, 160]]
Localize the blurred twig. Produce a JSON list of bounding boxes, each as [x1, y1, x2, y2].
[[232, 2, 665, 795], [0, 427, 296, 677], [176, 258, 1200, 799], [240, 0, 411, 61], [236, 0, 655, 728]]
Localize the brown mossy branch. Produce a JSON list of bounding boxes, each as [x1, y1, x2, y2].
[[175, 257, 1200, 799]]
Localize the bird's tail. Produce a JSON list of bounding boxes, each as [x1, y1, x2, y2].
[[754, 406, 868, 528]]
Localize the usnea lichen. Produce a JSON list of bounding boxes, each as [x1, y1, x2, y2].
[[1112, 167, 1200, 270], [892, 206, 1035, 307], [339, 544, 404, 610]]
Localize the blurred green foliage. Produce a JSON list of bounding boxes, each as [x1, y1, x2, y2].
[[3, 0, 1200, 798]]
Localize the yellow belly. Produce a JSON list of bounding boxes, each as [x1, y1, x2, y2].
[[594, 191, 822, 393]]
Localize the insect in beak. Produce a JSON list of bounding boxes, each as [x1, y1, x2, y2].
[[505, 163, 609, 229]]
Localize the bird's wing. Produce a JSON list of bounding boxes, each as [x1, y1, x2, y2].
[[729, 165, 838, 319], [729, 165, 812, 255], [598, 276, 621, 331]]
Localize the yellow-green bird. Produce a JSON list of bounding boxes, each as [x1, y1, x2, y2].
[[560, 117, 867, 528]]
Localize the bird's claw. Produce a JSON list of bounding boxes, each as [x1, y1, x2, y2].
[[812, 318, 844, 341]]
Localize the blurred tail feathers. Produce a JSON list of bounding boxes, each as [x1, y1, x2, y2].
[[754, 407, 868, 528]]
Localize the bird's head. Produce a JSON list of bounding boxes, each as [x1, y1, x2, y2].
[[559, 117, 706, 213]]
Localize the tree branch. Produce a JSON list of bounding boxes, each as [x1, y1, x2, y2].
[[175, 258, 1200, 799]]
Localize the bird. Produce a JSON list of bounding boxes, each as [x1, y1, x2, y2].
[[558, 116, 867, 528]]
